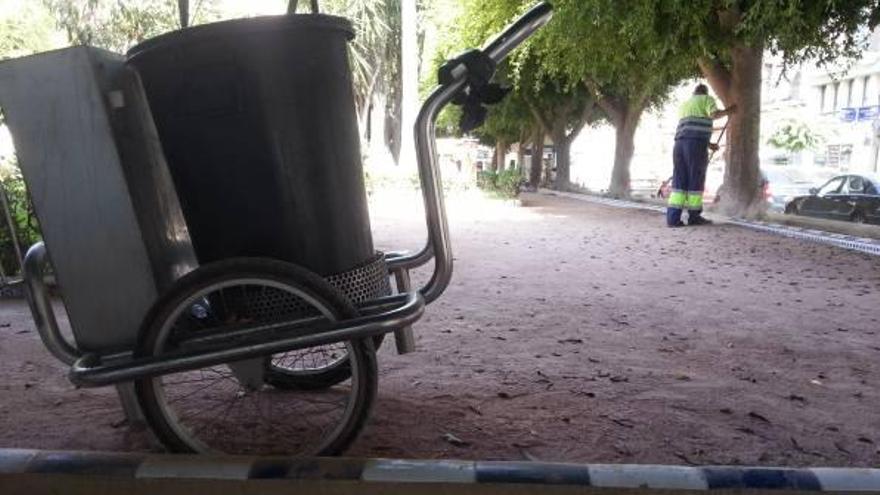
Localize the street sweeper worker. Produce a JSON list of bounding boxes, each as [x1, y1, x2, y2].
[[666, 83, 736, 227]]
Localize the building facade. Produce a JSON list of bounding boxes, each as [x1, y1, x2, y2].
[[765, 31, 880, 172]]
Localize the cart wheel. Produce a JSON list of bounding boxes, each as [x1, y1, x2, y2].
[[265, 334, 386, 390], [134, 258, 377, 456]]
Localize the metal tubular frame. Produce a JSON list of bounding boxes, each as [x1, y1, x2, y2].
[[23, 242, 80, 365], [69, 292, 424, 387], [391, 266, 416, 353]]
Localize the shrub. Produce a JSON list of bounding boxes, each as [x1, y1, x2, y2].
[[0, 171, 41, 276], [476, 168, 523, 199]]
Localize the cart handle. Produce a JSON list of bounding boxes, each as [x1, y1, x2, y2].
[[23, 242, 81, 365], [388, 2, 553, 304]]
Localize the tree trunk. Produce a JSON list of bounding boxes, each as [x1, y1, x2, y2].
[[718, 43, 764, 217], [495, 141, 507, 171], [398, 0, 418, 169], [551, 129, 571, 190], [516, 142, 525, 171], [608, 110, 640, 198], [530, 130, 544, 188]]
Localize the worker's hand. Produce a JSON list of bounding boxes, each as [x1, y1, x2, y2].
[[708, 143, 720, 152]]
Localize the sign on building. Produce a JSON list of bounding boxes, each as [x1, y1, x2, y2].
[[857, 105, 879, 121], [839, 106, 879, 122]]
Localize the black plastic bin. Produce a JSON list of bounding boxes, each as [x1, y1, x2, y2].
[[127, 14, 374, 276]]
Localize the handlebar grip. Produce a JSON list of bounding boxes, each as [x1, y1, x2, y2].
[[482, 2, 553, 65]]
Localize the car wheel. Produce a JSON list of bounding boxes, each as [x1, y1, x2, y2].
[[852, 210, 867, 224], [784, 203, 799, 215]]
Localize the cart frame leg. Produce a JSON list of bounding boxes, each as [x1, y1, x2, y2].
[[391, 268, 416, 354], [115, 383, 145, 427]]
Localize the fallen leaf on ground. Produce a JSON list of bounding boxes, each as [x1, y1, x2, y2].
[[610, 418, 635, 428], [748, 412, 771, 423], [442, 433, 470, 447], [519, 448, 541, 462]]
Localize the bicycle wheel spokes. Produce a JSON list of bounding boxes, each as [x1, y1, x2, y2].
[[138, 268, 372, 456]]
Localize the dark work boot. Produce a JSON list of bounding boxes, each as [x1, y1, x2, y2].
[[688, 215, 713, 226], [666, 207, 684, 227]]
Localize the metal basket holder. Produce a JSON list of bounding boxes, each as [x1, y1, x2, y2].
[[1, 4, 553, 422]]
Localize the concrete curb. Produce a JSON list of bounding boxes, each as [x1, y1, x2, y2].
[[3, 449, 880, 491], [539, 189, 880, 257]]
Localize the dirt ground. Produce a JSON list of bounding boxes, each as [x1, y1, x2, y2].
[[1, 192, 878, 467]]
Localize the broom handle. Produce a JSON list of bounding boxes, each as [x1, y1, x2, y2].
[[709, 120, 729, 162]]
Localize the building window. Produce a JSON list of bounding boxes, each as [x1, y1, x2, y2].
[[822, 84, 835, 113], [834, 81, 842, 110], [862, 76, 871, 106], [868, 75, 880, 107], [790, 70, 801, 100], [825, 144, 853, 169], [830, 83, 838, 111], [851, 77, 864, 109], [845, 79, 853, 107]]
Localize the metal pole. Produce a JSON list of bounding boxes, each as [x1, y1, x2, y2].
[[178, 0, 189, 28], [392, 267, 416, 353]]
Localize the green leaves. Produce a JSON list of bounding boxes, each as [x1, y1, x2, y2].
[[321, 0, 400, 118], [767, 119, 823, 153], [662, 0, 880, 71]]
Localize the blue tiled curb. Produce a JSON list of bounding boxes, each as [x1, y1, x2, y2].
[[2, 450, 880, 491], [541, 190, 880, 257]]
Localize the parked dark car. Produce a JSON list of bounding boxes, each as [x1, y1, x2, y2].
[[762, 166, 830, 212], [784, 174, 880, 224]]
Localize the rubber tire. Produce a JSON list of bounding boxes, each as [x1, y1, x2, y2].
[[852, 210, 867, 224], [784, 203, 799, 215], [265, 335, 386, 390], [134, 257, 377, 456]]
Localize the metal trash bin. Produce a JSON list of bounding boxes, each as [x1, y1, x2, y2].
[[127, 14, 373, 276]]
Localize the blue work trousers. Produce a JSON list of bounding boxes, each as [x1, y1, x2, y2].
[[666, 138, 709, 226]]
